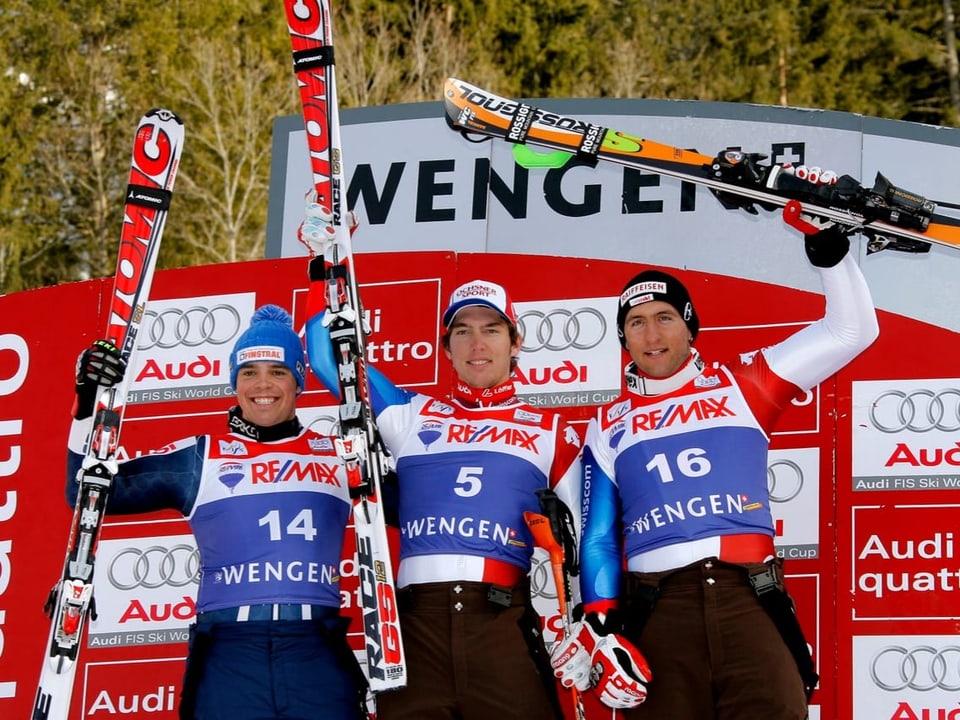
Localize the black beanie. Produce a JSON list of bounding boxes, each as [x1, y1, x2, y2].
[[616, 270, 699, 348]]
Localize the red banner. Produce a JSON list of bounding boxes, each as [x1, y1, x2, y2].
[[3, 252, 958, 720]]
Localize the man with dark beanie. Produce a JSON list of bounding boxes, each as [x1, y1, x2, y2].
[[551, 208, 878, 718]]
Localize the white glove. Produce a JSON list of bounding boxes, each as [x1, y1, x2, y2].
[[765, 162, 839, 191], [550, 621, 594, 692], [296, 190, 359, 258], [550, 612, 652, 709], [590, 632, 652, 709], [298, 202, 337, 258], [790, 164, 838, 186]]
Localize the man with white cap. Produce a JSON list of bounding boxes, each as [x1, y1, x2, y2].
[[65, 305, 368, 719], [552, 212, 879, 719], [300, 224, 583, 720]]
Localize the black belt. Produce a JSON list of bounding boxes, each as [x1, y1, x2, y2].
[[397, 580, 529, 613]]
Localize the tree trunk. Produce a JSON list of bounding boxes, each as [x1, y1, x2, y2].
[[944, 0, 960, 123]]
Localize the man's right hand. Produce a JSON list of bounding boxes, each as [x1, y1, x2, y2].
[[297, 189, 360, 258], [782, 200, 851, 268], [550, 611, 652, 709], [73, 340, 126, 419], [297, 201, 338, 258], [589, 630, 652, 709]]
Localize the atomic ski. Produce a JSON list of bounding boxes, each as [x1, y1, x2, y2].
[[32, 108, 184, 720], [443, 77, 960, 254], [284, 0, 406, 693]]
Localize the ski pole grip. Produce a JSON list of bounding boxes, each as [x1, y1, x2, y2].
[[782, 200, 822, 235]]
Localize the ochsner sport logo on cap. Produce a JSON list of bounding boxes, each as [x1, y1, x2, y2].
[[453, 281, 502, 303], [236, 345, 285, 364], [443, 279, 517, 326], [621, 281, 668, 308]]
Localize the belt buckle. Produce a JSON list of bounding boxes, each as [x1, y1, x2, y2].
[[747, 566, 781, 596], [487, 585, 513, 607]]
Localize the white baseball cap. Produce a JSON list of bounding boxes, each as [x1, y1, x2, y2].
[[442, 279, 518, 328]]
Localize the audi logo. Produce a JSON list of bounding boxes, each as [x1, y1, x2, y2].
[[767, 459, 804, 503], [869, 388, 960, 433], [107, 544, 200, 590], [529, 553, 559, 601], [138, 305, 242, 350], [517, 308, 607, 352], [870, 645, 960, 691], [307, 414, 339, 436]]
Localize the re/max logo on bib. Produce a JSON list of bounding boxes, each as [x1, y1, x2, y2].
[[446, 423, 542, 453], [251, 460, 342, 485], [632, 396, 735, 432]]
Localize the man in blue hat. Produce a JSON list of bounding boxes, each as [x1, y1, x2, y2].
[[67, 305, 368, 720]]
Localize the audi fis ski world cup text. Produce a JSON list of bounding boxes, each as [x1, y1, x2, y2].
[[854, 381, 960, 491], [124, 295, 251, 403], [510, 298, 621, 408]]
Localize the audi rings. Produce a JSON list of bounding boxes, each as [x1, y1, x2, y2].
[[767, 459, 804, 503], [870, 645, 960, 691], [107, 544, 200, 590], [869, 388, 960, 433], [307, 414, 339, 436], [139, 305, 242, 350], [517, 308, 607, 352], [529, 553, 559, 601]]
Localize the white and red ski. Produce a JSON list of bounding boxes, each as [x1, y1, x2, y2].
[[32, 108, 184, 720], [283, 0, 406, 693]]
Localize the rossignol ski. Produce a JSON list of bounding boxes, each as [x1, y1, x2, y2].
[[283, 0, 406, 693], [32, 108, 184, 720], [443, 77, 960, 255]]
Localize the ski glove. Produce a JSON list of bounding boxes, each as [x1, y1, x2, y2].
[[782, 200, 851, 268], [550, 610, 652, 709], [73, 339, 126, 419], [297, 190, 359, 258], [712, 150, 841, 192]]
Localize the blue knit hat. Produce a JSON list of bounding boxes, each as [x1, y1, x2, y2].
[[229, 305, 306, 391]]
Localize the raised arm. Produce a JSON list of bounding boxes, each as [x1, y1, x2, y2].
[[762, 218, 879, 392]]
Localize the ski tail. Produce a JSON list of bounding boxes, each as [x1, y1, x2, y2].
[[284, 0, 406, 693], [442, 77, 960, 254], [33, 108, 183, 720]]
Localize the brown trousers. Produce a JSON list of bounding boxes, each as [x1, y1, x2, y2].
[[374, 581, 558, 720], [621, 559, 809, 720]]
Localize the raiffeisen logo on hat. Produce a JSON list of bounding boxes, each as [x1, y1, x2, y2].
[[236, 346, 285, 363], [621, 281, 668, 306]]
